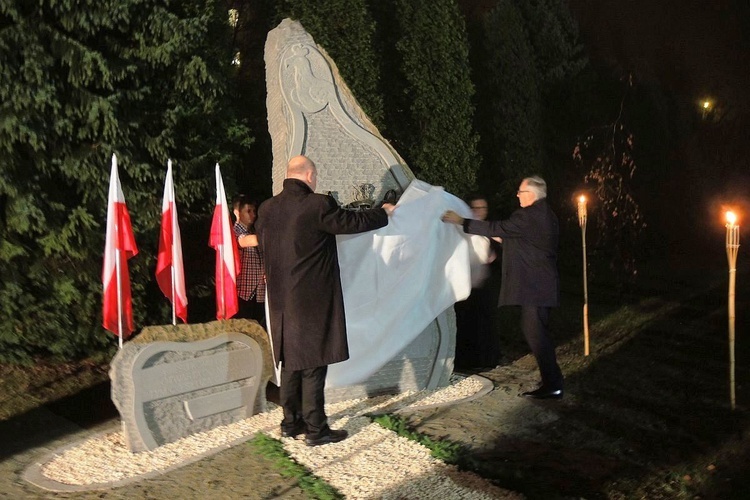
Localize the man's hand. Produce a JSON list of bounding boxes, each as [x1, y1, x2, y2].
[[382, 203, 396, 216], [238, 234, 259, 248], [441, 210, 464, 225]]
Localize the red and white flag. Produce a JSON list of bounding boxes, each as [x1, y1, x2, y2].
[[155, 159, 188, 324], [102, 153, 139, 339], [208, 163, 240, 320]]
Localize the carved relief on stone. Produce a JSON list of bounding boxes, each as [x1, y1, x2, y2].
[[266, 18, 413, 205]]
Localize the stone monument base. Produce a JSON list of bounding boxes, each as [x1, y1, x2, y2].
[[110, 320, 273, 452]]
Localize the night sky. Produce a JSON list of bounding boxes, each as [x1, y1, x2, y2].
[[569, 0, 750, 113]]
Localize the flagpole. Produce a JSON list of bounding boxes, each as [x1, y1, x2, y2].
[[113, 154, 124, 349], [169, 160, 177, 326], [115, 248, 124, 349], [219, 243, 226, 319], [170, 267, 176, 325]]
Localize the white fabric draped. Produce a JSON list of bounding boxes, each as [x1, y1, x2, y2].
[[326, 180, 477, 387]]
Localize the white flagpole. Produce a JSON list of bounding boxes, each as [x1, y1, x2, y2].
[[171, 267, 176, 325], [168, 159, 177, 326], [219, 243, 226, 319], [115, 248, 124, 349], [112, 153, 124, 349], [214, 163, 228, 321]]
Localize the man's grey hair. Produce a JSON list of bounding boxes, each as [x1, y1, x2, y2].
[[523, 176, 547, 200]]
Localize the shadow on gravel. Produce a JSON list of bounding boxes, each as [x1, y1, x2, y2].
[[0, 380, 117, 462]]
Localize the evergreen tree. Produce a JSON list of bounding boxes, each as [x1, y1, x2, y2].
[[0, 0, 250, 361], [514, 0, 586, 88], [382, 0, 481, 196], [475, 0, 542, 213], [472, 0, 586, 213], [515, 0, 587, 200]]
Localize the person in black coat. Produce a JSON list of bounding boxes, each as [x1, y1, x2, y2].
[[442, 176, 564, 399], [256, 155, 395, 446], [453, 194, 502, 371]]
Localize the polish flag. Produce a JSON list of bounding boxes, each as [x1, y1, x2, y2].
[[102, 153, 139, 339], [209, 163, 240, 319], [155, 159, 188, 324]]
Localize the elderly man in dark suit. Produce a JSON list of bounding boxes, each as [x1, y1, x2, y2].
[[442, 176, 564, 399], [256, 155, 395, 446]]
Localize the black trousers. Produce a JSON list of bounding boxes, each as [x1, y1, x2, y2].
[[454, 286, 499, 369], [520, 306, 564, 390], [280, 365, 328, 438]]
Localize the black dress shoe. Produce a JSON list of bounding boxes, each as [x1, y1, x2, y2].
[[280, 420, 307, 438], [305, 428, 348, 447], [522, 387, 563, 400]]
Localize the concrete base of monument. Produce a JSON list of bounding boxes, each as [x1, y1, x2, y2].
[[23, 374, 494, 494]]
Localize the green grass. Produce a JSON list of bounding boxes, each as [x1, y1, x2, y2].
[[248, 433, 344, 499], [372, 413, 465, 463]]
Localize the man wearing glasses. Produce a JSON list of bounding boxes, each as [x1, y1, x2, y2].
[[442, 176, 564, 399]]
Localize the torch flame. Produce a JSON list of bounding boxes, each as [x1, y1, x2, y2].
[[726, 211, 737, 225], [578, 195, 586, 204]]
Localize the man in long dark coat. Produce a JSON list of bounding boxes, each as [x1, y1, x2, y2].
[[442, 175, 564, 399], [256, 155, 394, 446]]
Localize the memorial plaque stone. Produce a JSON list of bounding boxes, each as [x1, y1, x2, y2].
[[110, 333, 264, 452]]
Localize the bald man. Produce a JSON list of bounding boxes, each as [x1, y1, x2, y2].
[[256, 155, 395, 446]]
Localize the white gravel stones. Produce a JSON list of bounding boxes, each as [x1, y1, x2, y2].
[[278, 415, 513, 499], [38, 375, 519, 498]]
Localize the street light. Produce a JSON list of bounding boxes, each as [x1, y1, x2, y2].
[[578, 195, 590, 356], [725, 210, 740, 410]]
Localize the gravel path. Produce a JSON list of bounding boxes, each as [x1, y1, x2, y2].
[[22, 375, 522, 499]]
